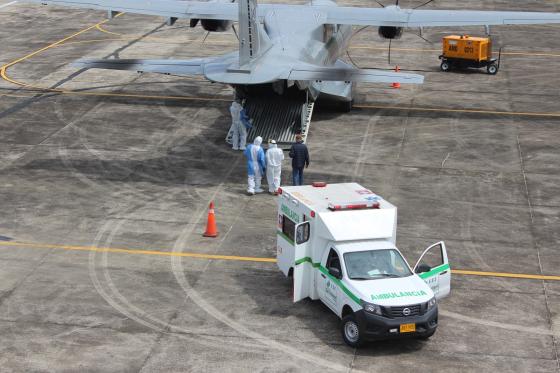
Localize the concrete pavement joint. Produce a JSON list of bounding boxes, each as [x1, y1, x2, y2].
[[517, 132, 560, 368]]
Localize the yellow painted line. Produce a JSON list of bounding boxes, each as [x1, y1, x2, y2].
[[3, 16, 560, 117], [349, 45, 560, 58], [0, 15, 231, 103], [353, 104, 560, 118], [452, 269, 560, 281], [0, 241, 277, 263], [95, 23, 122, 37], [0, 92, 35, 98], [1, 19, 110, 75], [1, 241, 560, 281], [0, 17, 114, 89], [94, 22, 236, 45]]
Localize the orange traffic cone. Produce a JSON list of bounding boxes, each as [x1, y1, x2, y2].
[[392, 65, 401, 89], [203, 201, 218, 237]]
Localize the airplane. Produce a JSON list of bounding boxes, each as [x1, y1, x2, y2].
[[22, 0, 560, 111]]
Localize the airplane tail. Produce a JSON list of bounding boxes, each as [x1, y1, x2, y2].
[[238, 0, 269, 67]]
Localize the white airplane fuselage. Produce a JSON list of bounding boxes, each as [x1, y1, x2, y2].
[[269, 2, 354, 100], [27, 0, 560, 105], [221, 0, 356, 102]]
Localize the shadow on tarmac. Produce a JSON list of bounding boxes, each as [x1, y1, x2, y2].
[[231, 267, 432, 355]]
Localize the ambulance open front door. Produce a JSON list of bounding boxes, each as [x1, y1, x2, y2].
[[293, 221, 311, 302], [413, 241, 451, 300]]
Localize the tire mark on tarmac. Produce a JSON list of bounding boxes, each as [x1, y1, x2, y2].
[[0, 1, 17, 9], [166, 159, 363, 371], [440, 310, 556, 336], [4, 12, 560, 369]]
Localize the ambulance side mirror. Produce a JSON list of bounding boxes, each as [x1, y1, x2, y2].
[[295, 222, 310, 245], [415, 264, 431, 274]]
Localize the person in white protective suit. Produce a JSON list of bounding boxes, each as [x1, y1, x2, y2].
[[229, 100, 247, 150], [244, 136, 266, 195], [226, 100, 238, 144], [266, 140, 284, 195]]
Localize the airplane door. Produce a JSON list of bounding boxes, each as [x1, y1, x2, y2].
[[413, 241, 451, 300], [293, 221, 311, 302]]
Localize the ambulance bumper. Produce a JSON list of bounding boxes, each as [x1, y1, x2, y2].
[[355, 306, 438, 341]]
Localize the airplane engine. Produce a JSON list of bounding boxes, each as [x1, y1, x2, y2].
[[378, 26, 403, 39], [190, 19, 233, 32]]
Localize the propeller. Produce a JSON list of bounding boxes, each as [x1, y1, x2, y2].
[[349, 0, 436, 66], [387, 0, 436, 64]]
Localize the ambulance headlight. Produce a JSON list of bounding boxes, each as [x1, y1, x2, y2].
[[427, 297, 437, 310], [361, 301, 382, 316]]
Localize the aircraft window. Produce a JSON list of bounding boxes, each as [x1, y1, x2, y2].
[[281, 216, 296, 243]]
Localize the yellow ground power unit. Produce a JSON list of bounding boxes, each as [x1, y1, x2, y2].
[[439, 35, 501, 74]]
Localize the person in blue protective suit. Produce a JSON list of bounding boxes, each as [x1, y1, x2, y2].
[[229, 100, 246, 150], [244, 136, 266, 195]]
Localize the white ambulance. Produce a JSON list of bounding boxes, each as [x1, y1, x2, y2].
[[276, 182, 451, 347]]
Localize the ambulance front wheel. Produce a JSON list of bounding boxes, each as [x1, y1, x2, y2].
[[341, 314, 364, 347]]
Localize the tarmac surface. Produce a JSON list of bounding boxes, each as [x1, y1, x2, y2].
[[1, 0, 560, 371]]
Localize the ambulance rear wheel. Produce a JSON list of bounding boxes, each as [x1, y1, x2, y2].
[[487, 63, 498, 75], [341, 314, 364, 347], [440, 61, 450, 72]]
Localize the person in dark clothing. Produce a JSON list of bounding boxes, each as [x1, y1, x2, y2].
[[289, 134, 310, 186]]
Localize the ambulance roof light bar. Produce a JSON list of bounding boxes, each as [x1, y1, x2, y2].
[[328, 201, 380, 211]]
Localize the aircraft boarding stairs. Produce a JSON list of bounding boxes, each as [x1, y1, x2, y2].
[[245, 96, 314, 149]]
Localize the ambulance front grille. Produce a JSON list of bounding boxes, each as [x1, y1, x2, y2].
[[383, 304, 422, 318]]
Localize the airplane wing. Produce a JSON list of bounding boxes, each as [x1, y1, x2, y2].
[[74, 58, 207, 75], [25, 0, 560, 27], [24, 0, 238, 21], [286, 65, 424, 84], [311, 6, 560, 27], [73, 52, 238, 76]]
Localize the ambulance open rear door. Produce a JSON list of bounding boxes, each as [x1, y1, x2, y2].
[[293, 221, 312, 302]]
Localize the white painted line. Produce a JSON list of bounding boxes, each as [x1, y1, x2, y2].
[[0, 1, 17, 9]]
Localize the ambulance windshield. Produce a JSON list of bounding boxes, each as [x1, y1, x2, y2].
[[344, 249, 412, 280]]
